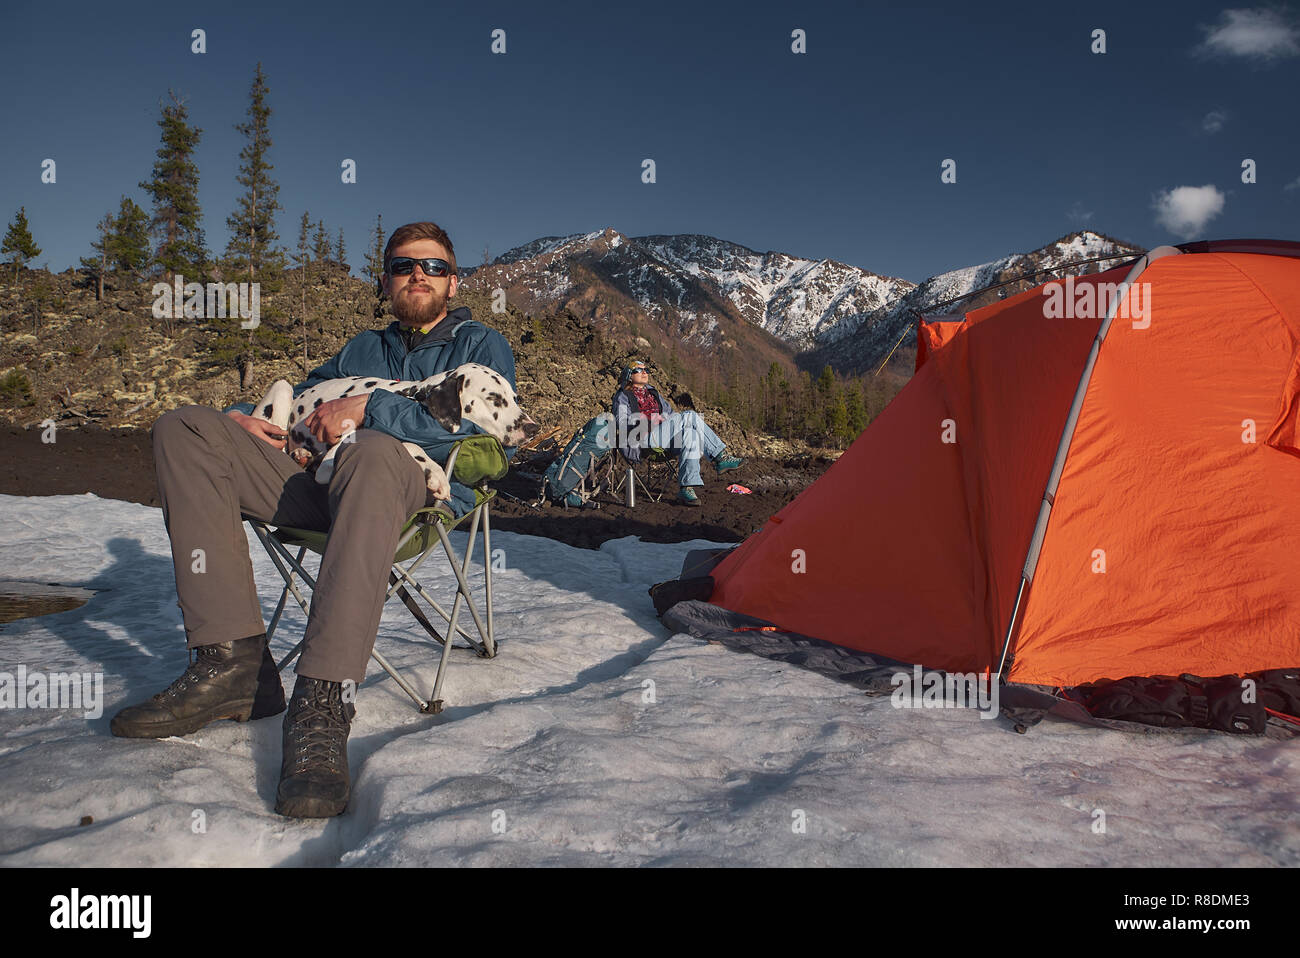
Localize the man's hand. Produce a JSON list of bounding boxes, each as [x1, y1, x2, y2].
[[302, 394, 369, 446], [227, 410, 288, 449]]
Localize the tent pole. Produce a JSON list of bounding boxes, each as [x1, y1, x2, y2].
[[994, 245, 1183, 681], [996, 579, 1027, 679]]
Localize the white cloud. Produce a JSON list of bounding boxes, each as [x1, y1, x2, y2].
[[1196, 8, 1300, 60], [1152, 185, 1227, 239], [1066, 201, 1095, 225], [1284, 176, 1300, 192], [1201, 109, 1228, 133]]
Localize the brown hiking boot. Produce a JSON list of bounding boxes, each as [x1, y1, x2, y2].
[[275, 676, 355, 818], [110, 635, 285, 738]]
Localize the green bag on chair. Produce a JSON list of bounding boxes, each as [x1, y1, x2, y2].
[[447, 434, 509, 486]]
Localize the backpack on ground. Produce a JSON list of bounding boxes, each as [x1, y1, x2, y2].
[[542, 414, 616, 508]]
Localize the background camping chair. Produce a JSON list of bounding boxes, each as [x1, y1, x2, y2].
[[612, 447, 679, 506], [244, 435, 509, 715]]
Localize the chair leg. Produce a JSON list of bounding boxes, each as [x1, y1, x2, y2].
[[248, 522, 316, 671], [447, 508, 492, 646], [428, 509, 493, 709], [636, 465, 661, 503], [482, 503, 496, 657], [368, 645, 434, 712], [265, 545, 305, 643]]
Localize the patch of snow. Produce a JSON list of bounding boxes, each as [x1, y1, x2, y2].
[[0, 495, 1293, 866]]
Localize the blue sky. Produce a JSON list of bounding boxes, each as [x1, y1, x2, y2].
[[1, 0, 1297, 282]]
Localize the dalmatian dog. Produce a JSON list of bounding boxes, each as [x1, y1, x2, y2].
[[252, 362, 538, 500]]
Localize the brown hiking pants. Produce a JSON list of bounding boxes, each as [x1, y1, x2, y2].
[[152, 405, 429, 683]]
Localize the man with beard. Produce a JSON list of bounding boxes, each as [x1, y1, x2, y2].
[[110, 222, 517, 819]]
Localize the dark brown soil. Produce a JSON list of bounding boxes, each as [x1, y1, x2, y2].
[[1, 424, 162, 507], [0, 424, 830, 550]]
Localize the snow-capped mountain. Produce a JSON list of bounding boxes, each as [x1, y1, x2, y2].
[[632, 233, 913, 346], [802, 231, 1145, 374], [462, 228, 914, 366], [463, 227, 1144, 377]]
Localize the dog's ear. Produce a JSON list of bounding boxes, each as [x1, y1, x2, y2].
[[418, 372, 464, 432]]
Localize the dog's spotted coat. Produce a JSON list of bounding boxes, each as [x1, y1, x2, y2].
[[253, 362, 537, 500]]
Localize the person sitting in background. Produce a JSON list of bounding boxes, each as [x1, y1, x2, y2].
[[611, 360, 743, 507]]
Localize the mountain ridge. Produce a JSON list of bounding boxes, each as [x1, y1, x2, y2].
[[465, 227, 1144, 376]]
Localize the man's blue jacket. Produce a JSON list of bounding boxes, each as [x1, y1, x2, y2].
[[226, 306, 516, 515]]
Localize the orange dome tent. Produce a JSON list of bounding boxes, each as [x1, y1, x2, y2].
[[663, 240, 1300, 730]]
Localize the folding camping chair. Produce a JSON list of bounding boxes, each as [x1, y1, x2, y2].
[[612, 447, 678, 506], [244, 435, 508, 715]]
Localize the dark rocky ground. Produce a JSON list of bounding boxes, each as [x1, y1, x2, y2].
[[0, 423, 831, 550]]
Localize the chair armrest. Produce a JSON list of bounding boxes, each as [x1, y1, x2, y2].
[[445, 435, 509, 486]]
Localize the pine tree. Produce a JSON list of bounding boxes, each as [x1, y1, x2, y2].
[[336, 226, 347, 272], [763, 362, 785, 433], [112, 196, 151, 276], [224, 63, 283, 283], [312, 219, 330, 266], [80, 213, 114, 300], [363, 214, 385, 292], [218, 67, 286, 380], [844, 379, 867, 438], [828, 388, 850, 447], [779, 375, 794, 437], [294, 212, 311, 272], [795, 369, 815, 440], [294, 211, 310, 366], [2, 207, 41, 283], [864, 376, 890, 423], [79, 195, 152, 300], [28, 272, 54, 333], [140, 92, 207, 279]]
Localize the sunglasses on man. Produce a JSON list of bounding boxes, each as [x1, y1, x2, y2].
[[387, 256, 454, 277]]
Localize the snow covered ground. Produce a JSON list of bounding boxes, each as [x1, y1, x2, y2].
[[0, 494, 1295, 867]]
